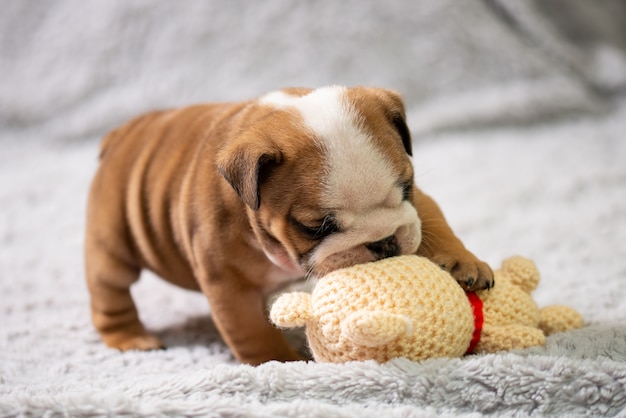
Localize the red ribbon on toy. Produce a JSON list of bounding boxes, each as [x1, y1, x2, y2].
[[465, 292, 484, 354]]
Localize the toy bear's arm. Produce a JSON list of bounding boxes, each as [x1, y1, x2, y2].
[[270, 292, 312, 328], [341, 311, 412, 347]]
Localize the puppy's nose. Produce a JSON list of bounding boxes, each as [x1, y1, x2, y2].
[[366, 235, 400, 259]]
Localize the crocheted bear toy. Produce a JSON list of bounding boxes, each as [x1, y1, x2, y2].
[[270, 255, 583, 363]]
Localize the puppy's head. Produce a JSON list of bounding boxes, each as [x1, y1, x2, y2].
[[217, 86, 421, 277]]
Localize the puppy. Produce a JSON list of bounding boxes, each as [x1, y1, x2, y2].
[[85, 86, 493, 364]]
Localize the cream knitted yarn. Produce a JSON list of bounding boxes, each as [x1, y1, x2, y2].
[[474, 256, 584, 353], [270, 255, 584, 363], [272, 255, 475, 362]]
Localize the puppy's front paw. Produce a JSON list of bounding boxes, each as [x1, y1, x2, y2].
[[431, 252, 494, 291]]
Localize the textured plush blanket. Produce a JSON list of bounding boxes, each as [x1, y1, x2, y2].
[[2, 1, 626, 417]]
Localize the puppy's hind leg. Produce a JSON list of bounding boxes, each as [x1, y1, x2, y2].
[[85, 243, 164, 351]]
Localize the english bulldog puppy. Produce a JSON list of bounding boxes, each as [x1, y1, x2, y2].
[[85, 86, 493, 364]]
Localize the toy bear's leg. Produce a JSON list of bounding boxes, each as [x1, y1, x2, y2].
[[474, 325, 545, 353], [539, 305, 584, 336]]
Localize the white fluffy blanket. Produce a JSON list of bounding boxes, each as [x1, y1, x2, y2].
[[2, 1, 626, 417]]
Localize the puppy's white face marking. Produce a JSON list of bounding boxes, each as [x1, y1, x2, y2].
[[260, 86, 422, 274], [261, 86, 395, 209]]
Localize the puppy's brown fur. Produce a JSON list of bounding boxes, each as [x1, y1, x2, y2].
[[85, 87, 493, 364]]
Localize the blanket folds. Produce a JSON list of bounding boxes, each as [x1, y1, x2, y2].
[[1, 1, 625, 416]]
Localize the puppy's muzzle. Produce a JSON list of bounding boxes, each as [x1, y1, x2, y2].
[[366, 235, 400, 259]]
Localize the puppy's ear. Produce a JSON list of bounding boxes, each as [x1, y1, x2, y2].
[[378, 89, 412, 156], [217, 138, 282, 210], [391, 111, 412, 157]]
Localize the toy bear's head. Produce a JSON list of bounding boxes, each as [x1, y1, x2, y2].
[[270, 255, 583, 363]]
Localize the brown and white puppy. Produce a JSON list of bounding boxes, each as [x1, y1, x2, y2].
[[85, 86, 493, 365]]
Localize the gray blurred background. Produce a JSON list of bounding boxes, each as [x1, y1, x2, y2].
[[2, 0, 626, 144]]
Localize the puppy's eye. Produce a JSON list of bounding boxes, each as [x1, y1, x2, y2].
[[401, 180, 413, 201], [291, 215, 339, 240]]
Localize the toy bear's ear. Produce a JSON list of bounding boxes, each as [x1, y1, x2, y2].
[[341, 311, 412, 347], [500, 256, 540, 293], [270, 292, 313, 328]]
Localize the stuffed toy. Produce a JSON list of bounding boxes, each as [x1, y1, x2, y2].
[[270, 255, 584, 363]]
